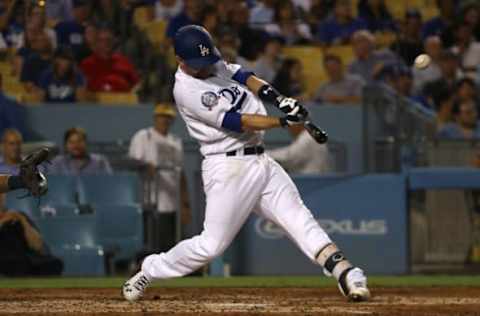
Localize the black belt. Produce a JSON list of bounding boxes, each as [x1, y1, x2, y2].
[[226, 146, 264, 156]]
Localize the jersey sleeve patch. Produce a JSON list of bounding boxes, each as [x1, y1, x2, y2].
[[201, 91, 219, 110]]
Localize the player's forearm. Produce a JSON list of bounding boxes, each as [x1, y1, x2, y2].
[[245, 75, 269, 95], [241, 114, 282, 131]]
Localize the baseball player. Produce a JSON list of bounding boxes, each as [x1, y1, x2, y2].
[[123, 25, 370, 302], [0, 147, 48, 196]]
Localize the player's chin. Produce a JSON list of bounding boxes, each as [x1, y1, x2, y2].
[[192, 65, 215, 79]]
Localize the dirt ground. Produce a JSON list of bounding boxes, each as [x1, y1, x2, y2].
[[0, 287, 479, 316]]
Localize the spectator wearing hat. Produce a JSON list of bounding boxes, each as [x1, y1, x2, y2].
[[252, 36, 284, 83], [129, 104, 191, 252], [49, 127, 112, 175], [422, 0, 457, 47], [35, 46, 87, 103], [390, 9, 424, 66], [80, 26, 139, 92], [54, 0, 91, 58], [313, 53, 365, 105]]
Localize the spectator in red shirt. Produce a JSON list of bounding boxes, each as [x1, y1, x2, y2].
[[79, 26, 139, 93]]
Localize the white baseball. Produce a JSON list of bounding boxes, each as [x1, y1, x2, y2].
[[414, 54, 431, 69]]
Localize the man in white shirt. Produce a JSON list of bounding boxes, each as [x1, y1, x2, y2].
[[268, 125, 331, 174], [129, 104, 191, 252]]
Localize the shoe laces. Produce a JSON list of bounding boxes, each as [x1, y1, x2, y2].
[[133, 274, 150, 291]]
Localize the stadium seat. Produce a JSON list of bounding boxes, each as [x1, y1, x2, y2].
[[133, 6, 152, 30], [37, 215, 106, 276], [94, 204, 143, 261], [145, 20, 167, 46], [78, 173, 140, 205], [41, 175, 78, 205], [96, 92, 139, 105], [283, 46, 326, 96], [4, 193, 39, 218]]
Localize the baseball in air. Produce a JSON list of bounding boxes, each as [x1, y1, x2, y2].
[[414, 54, 431, 69]]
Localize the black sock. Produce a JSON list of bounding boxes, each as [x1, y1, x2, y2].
[[7, 176, 25, 191]]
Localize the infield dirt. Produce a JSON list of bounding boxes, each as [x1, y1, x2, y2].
[[0, 287, 479, 315]]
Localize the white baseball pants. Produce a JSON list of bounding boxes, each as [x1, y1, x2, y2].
[[142, 153, 332, 279]]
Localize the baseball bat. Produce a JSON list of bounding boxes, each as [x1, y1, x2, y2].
[[303, 120, 328, 144]]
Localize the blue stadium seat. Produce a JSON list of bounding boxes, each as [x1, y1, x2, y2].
[[4, 193, 39, 218], [94, 204, 143, 261], [42, 175, 78, 205], [37, 215, 106, 276], [78, 173, 140, 205]]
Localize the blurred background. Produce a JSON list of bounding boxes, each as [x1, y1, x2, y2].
[[0, 0, 479, 278]]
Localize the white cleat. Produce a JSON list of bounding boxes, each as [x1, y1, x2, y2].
[[122, 271, 151, 302], [338, 267, 371, 302]]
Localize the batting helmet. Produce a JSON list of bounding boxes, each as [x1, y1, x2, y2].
[[174, 25, 221, 69]]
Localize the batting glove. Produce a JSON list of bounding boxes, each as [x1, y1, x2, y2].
[[279, 106, 307, 127]]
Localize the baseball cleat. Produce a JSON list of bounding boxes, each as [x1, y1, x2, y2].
[[122, 271, 151, 302], [338, 267, 371, 302]]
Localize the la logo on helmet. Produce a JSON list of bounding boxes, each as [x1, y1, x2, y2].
[[199, 44, 210, 56]]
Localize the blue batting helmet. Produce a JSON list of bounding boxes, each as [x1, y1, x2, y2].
[[174, 25, 221, 69]]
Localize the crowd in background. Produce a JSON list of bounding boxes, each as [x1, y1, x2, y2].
[[0, 0, 479, 141]]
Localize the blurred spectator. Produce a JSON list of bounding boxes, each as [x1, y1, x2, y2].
[[166, 0, 203, 39], [431, 87, 454, 130], [252, 36, 283, 82], [216, 29, 250, 67], [422, 0, 456, 47], [0, 0, 25, 47], [230, 2, 266, 62], [422, 50, 463, 100], [153, 0, 183, 21], [313, 53, 364, 104], [35, 46, 88, 103], [381, 63, 415, 99], [16, 4, 56, 50], [348, 30, 398, 83], [272, 58, 305, 98], [74, 22, 97, 62], [129, 104, 190, 252], [455, 77, 479, 107], [390, 9, 424, 66], [437, 99, 480, 139], [0, 129, 22, 174], [461, 1, 480, 41], [12, 20, 37, 76], [316, 0, 367, 45], [306, 0, 331, 30], [357, 0, 396, 33], [267, 124, 331, 174], [80, 26, 140, 92], [214, 0, 236, 26], [249, 0, 276, 27], [0, 76, 27, 138], [0, 193, 63, 277], [450, 23, 480, 78], [200, 5, 219, 38], [412, 36, 443, 93], [20, 31, 54, 93], [45, 0, 74, 24], [49, 127, 112, 175], [54, 0, 91, 57], [264, 0, 312, 45]]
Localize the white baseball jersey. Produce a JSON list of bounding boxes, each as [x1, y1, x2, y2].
[[173, 66, 267, 156], [129, 127, 183, 213]]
